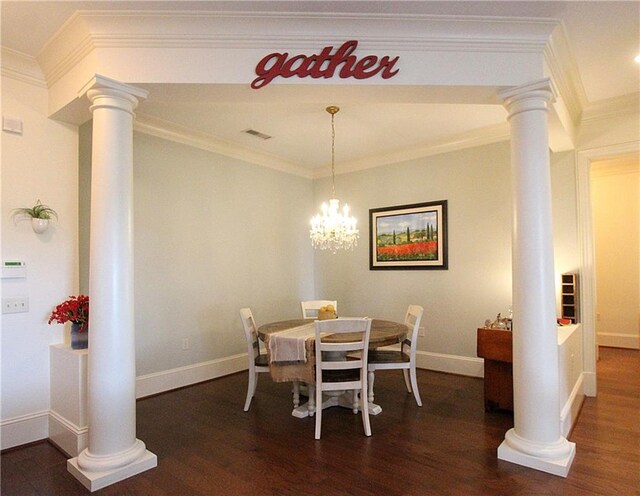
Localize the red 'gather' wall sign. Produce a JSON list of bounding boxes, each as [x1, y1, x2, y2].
[[251, 40, 400, 89]]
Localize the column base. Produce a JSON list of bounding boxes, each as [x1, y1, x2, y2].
[[68, 449, 157, 492], [498, 428, 576, 477]]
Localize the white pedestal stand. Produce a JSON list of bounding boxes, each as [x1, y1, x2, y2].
[[292, 391, 381, 418]]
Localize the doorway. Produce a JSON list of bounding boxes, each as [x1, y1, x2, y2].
[[591, 152, 640, 350]]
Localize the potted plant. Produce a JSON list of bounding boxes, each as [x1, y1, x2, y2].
[[11, 199, 58, 233], [48, 295, 89, 349]]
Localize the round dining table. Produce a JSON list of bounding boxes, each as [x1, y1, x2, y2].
[[257, 318, 408, 418], [257, 318, 407, 346]]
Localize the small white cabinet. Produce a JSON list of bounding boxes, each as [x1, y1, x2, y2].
[[49, 344, 88, 456]]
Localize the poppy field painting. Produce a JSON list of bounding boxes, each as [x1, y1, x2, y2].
[[369, 200, 448, 270]]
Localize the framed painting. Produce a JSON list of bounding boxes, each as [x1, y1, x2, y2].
[[369, 200, 448, 270]]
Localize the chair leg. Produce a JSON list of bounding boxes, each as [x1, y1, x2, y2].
[[352, 389, 359, 414], [314, 385, 322, 439], [253, 370, 260, 395], [368, 370, 375, 403], [361, 385, 372, 436], [244, 370, 256, 411], [409, 366, 422, 407], [402, 368, 412, 393], [292, 381, 300, 408]]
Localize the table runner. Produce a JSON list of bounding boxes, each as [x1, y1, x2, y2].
[[264, 324, 316, 384], [268, 323, 315, 363]]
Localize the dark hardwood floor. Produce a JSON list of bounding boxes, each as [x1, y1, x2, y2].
[[2, 347, 638, 495]]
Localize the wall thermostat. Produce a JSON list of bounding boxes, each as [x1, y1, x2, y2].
[[2, 261, 26, 279]]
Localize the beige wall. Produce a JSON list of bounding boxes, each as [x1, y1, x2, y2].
[[314, 141, 580, 360], [78, 129, 316, 376], [1, 76, 79, 448], [591, 154, 640, 349]]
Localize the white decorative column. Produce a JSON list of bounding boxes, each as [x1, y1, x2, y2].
[[497, 79, 575, 477], [68, 75, 157, 491]]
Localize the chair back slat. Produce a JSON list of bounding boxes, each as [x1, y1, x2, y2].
[[322, 359, 364, 370], [318, 341, 366, 352]]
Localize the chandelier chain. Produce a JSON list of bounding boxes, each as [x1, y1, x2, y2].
[[309, 105, 359, 253], [331, 110, 336, 197]]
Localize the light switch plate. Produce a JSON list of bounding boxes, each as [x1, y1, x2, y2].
[[2, 297, 29, 314]]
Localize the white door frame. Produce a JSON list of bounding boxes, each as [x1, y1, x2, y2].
[[576, 141, 640, 397]]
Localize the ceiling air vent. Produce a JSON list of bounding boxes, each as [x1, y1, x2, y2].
[[243, 129, 272, 140]]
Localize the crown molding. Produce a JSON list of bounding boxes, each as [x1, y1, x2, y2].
[[581, 93, 640, 123], [0, 47, 47, 88], [37, 10, 559, 87], [36, 12, 94, 87], [134, 113, 314, 179], [133, 111, 510, 180], [543, 21, 586, 125], [313, 122, 511, 179]]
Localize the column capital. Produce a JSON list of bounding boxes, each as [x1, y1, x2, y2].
[[499, 78, 556, 120], [79, 74, 148, 115]]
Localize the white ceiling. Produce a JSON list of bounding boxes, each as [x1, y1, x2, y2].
[[2, 1, 639, 172]]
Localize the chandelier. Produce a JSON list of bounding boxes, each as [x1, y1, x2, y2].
[[310, 106, 359, 253]]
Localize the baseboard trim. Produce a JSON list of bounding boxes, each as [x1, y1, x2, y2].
[[48, 410, 88, 457], [416, 350, 484, 378], [135, 353, 247, 398], [0, 349, 589, 453], [583, 371, 596, 397], [560, 373, 585, 437], [597, 333, 639, 350], [0, 410, 49, 450]]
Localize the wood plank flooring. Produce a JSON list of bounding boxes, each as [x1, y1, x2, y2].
[[2, 347, 638, 495]]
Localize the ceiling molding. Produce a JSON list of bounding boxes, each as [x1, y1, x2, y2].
[[134, 113, 314, 179], [313, 122, 511, 179], [37, 10, 559, 88], [85, 34, 548, 53], [133, 111, 511, 180], [543, 21, 586, 125], [36, 12, 94, 87], [0, 47, 47, 88], [581, 93, 640, 124]]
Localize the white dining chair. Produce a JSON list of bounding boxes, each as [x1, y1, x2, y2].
[[301, 300, 337, 319], [312, 317, 372, 439], [240, 308, 270, 411], [367, 305, 424, 406], [240, 308, 301, 412]]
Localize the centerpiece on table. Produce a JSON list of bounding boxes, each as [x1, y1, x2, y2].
[[48, 295, 89, 349], [317, 304, 337, 320]]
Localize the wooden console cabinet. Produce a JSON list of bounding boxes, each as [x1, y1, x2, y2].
[[477, 327, 513, 412]]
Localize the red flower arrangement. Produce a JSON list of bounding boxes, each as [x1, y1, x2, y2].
[[48, 295, 89, 332]]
